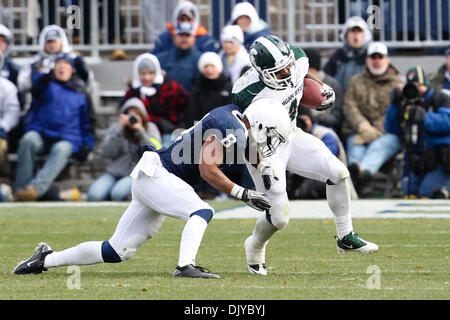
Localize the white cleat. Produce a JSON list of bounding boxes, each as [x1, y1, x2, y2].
[[244, 236, 268, 275]]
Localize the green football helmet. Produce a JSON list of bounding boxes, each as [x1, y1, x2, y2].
[[249, 35, 297, 90]]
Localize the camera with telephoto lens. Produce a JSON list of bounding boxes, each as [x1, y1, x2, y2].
[[401, 83, 420, 105], [128, 114, 138, 125]]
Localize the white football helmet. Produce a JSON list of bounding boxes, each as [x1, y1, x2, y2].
[[243, 98, 291, 157]]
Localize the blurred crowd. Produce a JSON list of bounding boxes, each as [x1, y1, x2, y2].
[[0, 1, 449, 203]]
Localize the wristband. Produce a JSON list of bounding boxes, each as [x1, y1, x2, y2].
[[230, 184, 245, 200]]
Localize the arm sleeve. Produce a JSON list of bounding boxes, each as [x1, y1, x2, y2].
[[424, 107, 450, 135], [101, 123, 123, 159]]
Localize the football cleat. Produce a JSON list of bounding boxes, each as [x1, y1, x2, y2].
[[336, 232, 379, 255], [12, 242, 53, 275], [173, 264, 220, 279], [244, 236, 267, 275], [248, 263, 267, 276]]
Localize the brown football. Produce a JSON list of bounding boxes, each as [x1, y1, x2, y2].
[[300, 78, 326, 109]]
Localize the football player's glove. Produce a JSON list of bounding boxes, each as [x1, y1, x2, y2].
[[317, 83, 335, 111], [231, 185, 271, 211], [242, 189, 271, 211]]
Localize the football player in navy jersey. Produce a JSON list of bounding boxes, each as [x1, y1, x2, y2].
[[12, 99, 290, 279]]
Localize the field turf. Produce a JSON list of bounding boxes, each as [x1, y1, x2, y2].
[[0, 202, 449, 300]]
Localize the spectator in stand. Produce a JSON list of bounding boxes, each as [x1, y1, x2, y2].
[[185, 52, 232, 127], [287, 106, 357, 200], [0, 51, 20, 174], [18, 25, 90, 93], [227, 2, 271, 52], [121, 53, 189, 148], [0, 24, 27, 155], [219, 25, 251, 84], [342, 42, 402, 197], [228, 2, 271, 52], [151, 1, 219, 55], [87, 98, 161, 201], [385, 66, 450, 199], [0, 24, 20, 87], [303, 48, 343, 135], [323, 16, 372, 93], [155, 22, 202, 93], [14, 53, 96, 201], [430, 45, 450, 96]]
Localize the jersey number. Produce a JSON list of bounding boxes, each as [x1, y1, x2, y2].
[[289, 98, 298, 121]]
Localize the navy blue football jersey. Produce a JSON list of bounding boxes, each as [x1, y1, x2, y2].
[[146, 104, 249, 186]]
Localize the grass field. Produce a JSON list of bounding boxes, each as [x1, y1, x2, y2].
[[0, 201, 449, 300]]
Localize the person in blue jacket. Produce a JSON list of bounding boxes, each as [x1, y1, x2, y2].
[[385, 66, 450, 199], [155, 22, 202, 93], [151, 1, 219, 55], [14, 52, 96, 201]]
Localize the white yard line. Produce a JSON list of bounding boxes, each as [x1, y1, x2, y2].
[[0, 199, 449, 219], [214, 199, 450, 220]]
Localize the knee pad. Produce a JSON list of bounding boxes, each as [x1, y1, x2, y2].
[[327, 160, 350, 185], [266, 197, 290, 230]]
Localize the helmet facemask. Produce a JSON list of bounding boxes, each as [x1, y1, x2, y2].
[[250, 123, 287, 158], [259, 50, 297, 90]]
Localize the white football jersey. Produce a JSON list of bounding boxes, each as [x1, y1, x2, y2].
[[232, 47, 309, 131]]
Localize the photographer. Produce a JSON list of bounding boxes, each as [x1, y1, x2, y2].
[[87, 98, 161, 201], [385, 66, 450, 199]]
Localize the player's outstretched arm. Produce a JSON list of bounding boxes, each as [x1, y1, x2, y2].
[[199, 135, 270, 211]]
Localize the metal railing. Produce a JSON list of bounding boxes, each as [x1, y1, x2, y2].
[[1, 0, 448, 57]]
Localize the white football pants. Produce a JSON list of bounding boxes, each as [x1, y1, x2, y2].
[[109, 151, 214, 261], [246, 128, 351, 231]]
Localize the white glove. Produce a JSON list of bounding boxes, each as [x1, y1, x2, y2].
[[317, 83, 335, 111], [257, 161, 278, 190], [231, 185, 271, 211]]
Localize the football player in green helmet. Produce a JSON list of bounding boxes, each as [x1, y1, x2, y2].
[[233, 35, 378, 276]]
